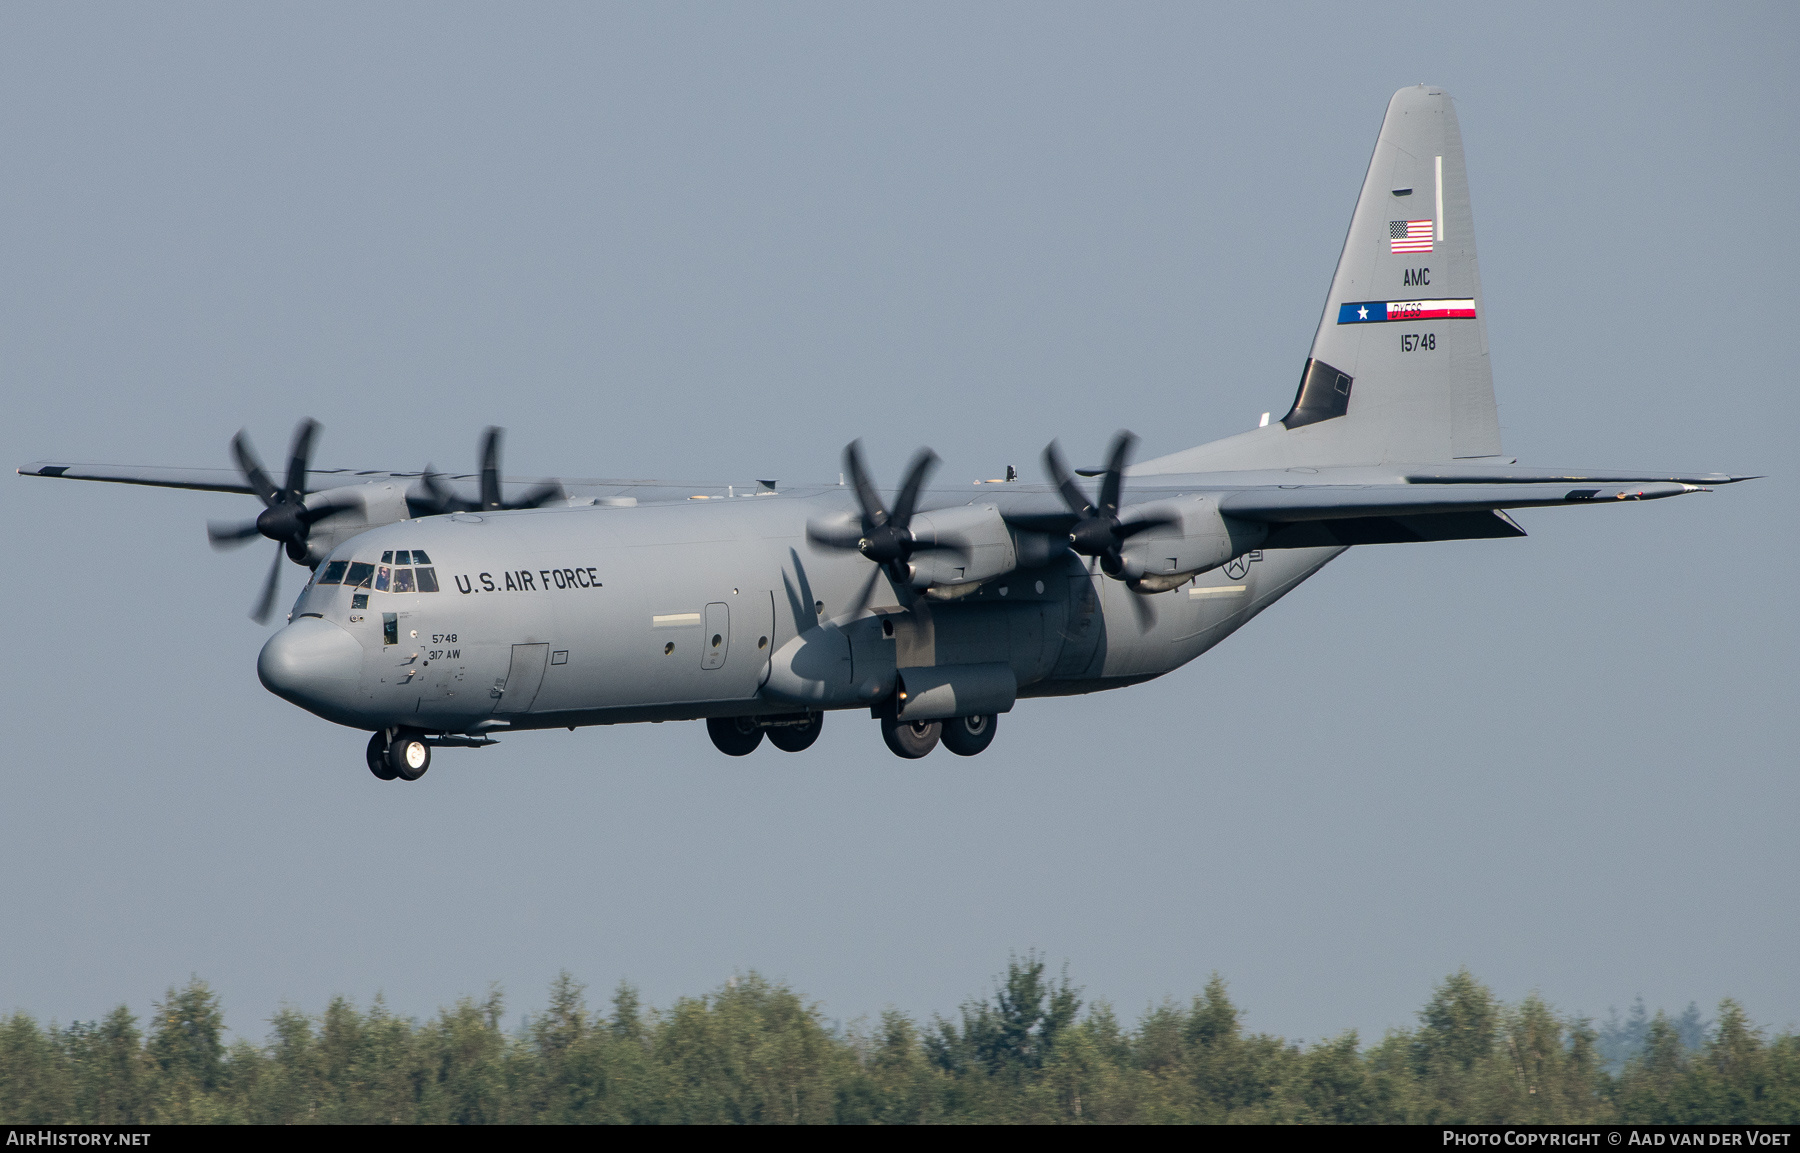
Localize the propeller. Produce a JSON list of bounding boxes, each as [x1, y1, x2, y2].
[[806, 440, 942, 618], [206, 418, 358, 623], [1041, 430, 1175, 584], [413, 427, 565, 514]]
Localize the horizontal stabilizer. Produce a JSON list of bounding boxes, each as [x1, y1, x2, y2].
[[1264, 509, 1526, 548], [1402, 465, 1755, 486], [1219, 481, 1703, 523]]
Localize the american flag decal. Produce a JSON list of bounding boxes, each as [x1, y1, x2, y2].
[[1390, 219, 1433, 253]]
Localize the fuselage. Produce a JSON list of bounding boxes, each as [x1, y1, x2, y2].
[[257, 485, 1342, 736]]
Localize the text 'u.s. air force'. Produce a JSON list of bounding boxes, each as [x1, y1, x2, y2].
[[453, 567, 602, 593]]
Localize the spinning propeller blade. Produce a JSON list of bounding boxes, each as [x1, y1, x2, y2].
[[1042, 430, 1176, 590], [412, 427, 565, 514], [209, 418, 358, 621], [806, 440, 941, 607]]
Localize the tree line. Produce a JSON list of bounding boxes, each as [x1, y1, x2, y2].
[[1, 958, 1793, 1124]]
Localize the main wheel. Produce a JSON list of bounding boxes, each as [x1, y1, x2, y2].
[[707, 716, 764, 756], [767, 712, 823, 753], [881, 716, 941, 759], [940, 713, 997, 757], [366, 731, 399, 780], [387, 728, 431, 781]]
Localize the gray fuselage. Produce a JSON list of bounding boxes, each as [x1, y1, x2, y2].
[[257, 485, 1340, 735]]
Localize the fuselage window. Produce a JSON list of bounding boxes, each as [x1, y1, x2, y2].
[[318, 560, 349, 585], [411, 550, 432, 565], [391, 567, 416, 594], [345, 562, 375, 588], [415, 567, 440, 592], [374, 565, 391, 592]]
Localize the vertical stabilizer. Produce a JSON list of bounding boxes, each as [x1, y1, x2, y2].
[[1140, 86, 1502, 474]]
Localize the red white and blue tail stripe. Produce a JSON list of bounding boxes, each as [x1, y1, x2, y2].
[[1337, 298, 1477, 324]]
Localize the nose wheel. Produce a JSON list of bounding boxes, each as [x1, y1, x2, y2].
[[366, 728, 431, 781], [366, 732, 399, 780]]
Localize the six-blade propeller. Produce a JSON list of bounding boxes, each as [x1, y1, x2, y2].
[[207, 418, 359, 623], [413, 427, 565, 515], [805, 441, 949, 618], [1041, 430, 1175, 583]]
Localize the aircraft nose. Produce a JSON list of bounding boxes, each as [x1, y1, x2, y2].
[[258, 617, 363, 719]]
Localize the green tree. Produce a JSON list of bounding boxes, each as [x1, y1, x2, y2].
[[61, 1006, 150, 1123], [147, 977, 227, 1122], [1293, 1031, 1376, 1123], [0, 1011, 72, 1123], [928, 952, 1081, 1079], [1410, 969, 1499, 1121]]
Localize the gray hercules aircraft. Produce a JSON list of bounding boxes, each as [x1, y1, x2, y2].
[[20, 86, 1749, 781]]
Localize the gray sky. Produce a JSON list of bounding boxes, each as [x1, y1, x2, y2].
[[3, 2, 1794, 1044]]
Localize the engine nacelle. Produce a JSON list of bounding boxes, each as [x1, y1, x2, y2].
[[906, 503, 1017, 590], [300, 483, 414, 566], [1117, 497, 1267, 591]]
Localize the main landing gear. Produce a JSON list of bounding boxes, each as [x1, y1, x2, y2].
[[881, 716, 940, 758], [366, 728, 430, 781], [706, 716, 763, 756], [940, 713, 997, 757], [706, 712, 825, 756], [880, 713, 998, 758]]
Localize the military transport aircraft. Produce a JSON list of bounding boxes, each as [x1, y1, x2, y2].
[[19, 86, 1748, 781]]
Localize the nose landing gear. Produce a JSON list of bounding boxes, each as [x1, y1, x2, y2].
[[366, 728, 431, 781], [366, 731, 398, 780]]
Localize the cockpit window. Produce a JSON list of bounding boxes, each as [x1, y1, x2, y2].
[[391, 567, 416, 594], [411, 550, 431, 564], [345, 562, 375, 588], [318, 560, 349, 585], [374, 566, 391, 592], [381, 551, 394, 563], [415, 567, 440, 592]]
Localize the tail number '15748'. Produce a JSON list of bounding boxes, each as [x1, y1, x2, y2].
[[1401, 333, 1436, 352]]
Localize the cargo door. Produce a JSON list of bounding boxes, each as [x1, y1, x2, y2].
[[702, 602, 730, 670], [492, 643, 550, 713]]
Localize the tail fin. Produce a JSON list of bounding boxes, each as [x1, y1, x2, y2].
[[1142, 85, 1502, 474]]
